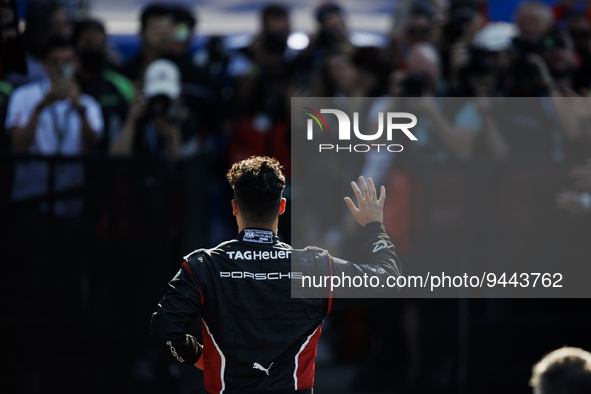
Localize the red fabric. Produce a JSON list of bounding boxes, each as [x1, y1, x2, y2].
[[295, 326, 322, 390], [183, 261, 204, 306], [202, 321, 224, 394]]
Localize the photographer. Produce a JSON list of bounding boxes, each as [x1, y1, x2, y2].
[[515, 1, 554, 42], [227, 3, 294, 174], [441, 0, 487, 92], [390, 44, 478, 160], [110, 59, 197, 161], [72, 18, 134, 152], [119, 4, 175, 84]]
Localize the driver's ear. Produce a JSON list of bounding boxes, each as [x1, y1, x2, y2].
[[231, 199, 240, 216]]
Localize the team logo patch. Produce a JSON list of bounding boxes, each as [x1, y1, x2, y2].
[[253, 362, 273, 376], [242, 229, 274, 244], [372, 240, 388, 253]]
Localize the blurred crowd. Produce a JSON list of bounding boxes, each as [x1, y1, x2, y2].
[[3, 0, 591, 393], [2, 0, 591, 218]]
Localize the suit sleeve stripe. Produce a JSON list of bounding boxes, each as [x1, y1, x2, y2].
[[202, 320, 226, 393], [183, 261, 204, 306], [293, 324, 322, 390], [327, 255, 334, 315]]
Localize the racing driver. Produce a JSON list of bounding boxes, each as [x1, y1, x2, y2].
[[150, 155, 401, 393]]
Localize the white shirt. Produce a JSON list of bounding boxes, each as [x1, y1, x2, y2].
[[5, 78, 104, 216]]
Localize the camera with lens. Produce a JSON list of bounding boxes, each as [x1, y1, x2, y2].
[[146, 94, 173, 119], [262, 31, 288, 55], [512, 36, 543, 55], [442, 1, 479, 44], [466, 47, 493, 75], [400, 72, 430, 97]]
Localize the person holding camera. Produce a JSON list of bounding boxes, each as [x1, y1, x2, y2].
[[110, 59, 197, 161], [227, 4, 295, 175], [6, 36, 103, 216], [72, 18, 134, 153], [4, 38, 104, 391]]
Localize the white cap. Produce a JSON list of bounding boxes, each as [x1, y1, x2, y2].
[[143, 59, 181, 99], [473, 22, 518, 51]]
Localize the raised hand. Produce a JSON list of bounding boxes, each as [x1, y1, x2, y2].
[[344, 176, 386, 227]]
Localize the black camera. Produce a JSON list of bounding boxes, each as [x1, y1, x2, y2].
[[262, 31, 288, 55], [400, 72, 430, 97], [512, 36, 543, 55], [442, 2, 479, 44], [146, 94, 173, 119], [467, 47, 493, 75]]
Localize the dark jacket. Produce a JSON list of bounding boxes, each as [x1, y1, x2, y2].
[[150, 222, 400, 393]]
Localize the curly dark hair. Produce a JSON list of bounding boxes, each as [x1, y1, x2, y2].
[[530, 347, 591, 394], [226, 156, 286, 224]]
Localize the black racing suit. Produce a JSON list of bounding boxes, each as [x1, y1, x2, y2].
[[150, 222, 400, 393]]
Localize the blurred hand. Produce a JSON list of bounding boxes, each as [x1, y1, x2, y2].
[[450, 42, 470, 73], [388, 70, 408, 97], [413, 95, 437, 113], [475, 95, 494, 113], [154, 117, 180, 141], [557, 87, 591, 119], [127, 92, 147, 121], [528, 54, 554, 89], [344, 176, 386, 226], [556, 189, 591, 214], [67, 81, 81, 108], [38, 78, 69, 110]]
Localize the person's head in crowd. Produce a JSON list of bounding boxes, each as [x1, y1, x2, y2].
[[168, 5, 197, 56], [392, 43, 440, 97], [441, 0, 485, 46], [41, 36, 75, 80], [404, 5, 434, 44], [567, 12, 591, 58], [530, 347, 591, 394], [259, 4, 291, 57], [72, 19, 108, 78], [23, 0, 72, 59], [140, 3, 175, 59], [322, 46, 388, 97], [323, 50, 357, 96], [466, 22, 518, 95], [142, 59, 181, 120], [351, 46, 389, 96], [514, 1, 554, 42], [315, 3, 349, 48], [541, 28, 576, 81]]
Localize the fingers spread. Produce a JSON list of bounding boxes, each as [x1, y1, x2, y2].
[[351, 181, 364, 205], [344, 196, 359, 213], [367, 177, 376, 200], [378, 185, 386, 204], [359, 176, 369, 200]]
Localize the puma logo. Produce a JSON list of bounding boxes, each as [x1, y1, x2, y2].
[[372, 240, 388, 253], [253, 362, 273, 376]]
